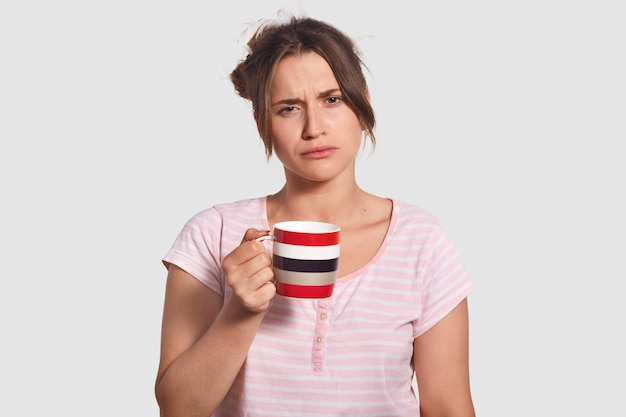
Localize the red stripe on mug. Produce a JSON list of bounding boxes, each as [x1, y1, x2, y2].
[[273, 230, 340, 246], [275, 282, 335, 299]]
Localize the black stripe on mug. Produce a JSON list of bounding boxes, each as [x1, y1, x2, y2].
[[272, 255, 338, 273]]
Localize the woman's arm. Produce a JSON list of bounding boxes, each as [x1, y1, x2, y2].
[[155, 230, 275, 417], [414, 298, 475, 417]]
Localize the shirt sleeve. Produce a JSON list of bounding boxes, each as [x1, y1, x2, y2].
[[162, 207, 225, 297], [413, 223, 474, 338]]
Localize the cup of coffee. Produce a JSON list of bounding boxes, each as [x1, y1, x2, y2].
[[257, 221, 340, 298]]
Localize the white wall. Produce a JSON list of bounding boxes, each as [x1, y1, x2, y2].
[[1, 1, 624, 415]]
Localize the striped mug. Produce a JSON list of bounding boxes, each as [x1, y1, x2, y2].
[[257, 221, 340, 298]]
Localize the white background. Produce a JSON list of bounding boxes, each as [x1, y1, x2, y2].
[[1, 1, 624, 416]]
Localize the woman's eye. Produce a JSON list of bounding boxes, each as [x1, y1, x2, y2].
[[326, 96, 341, 104], [280, 106, 296, 114]]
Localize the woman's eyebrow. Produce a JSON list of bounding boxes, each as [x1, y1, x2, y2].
[[271, 88, 342, 107], [271, 97, 300, 107], [318, 88, 341, 98]]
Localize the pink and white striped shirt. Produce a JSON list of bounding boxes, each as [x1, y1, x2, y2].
[[163, 197, 474, 416]]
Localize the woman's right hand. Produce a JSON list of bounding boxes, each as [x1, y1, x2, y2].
[[222, 228, 276, 313], [156, 228, 276, 417]]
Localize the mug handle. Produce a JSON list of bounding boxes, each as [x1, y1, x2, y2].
[[255, 233, 274, 242], [254, 233, 276, 284]]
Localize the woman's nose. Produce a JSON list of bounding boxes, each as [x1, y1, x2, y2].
[[302, 107, 325, 140]]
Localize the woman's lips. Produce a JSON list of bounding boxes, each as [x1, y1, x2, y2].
[[301, 146, 337, 159]]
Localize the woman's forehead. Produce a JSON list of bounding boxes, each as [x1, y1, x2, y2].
[[271, 53, 338, 96]]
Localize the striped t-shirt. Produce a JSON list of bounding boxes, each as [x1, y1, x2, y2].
[[162, 197, 474, 417]]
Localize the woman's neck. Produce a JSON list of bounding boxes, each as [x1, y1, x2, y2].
[[267, 181, 378, 227]]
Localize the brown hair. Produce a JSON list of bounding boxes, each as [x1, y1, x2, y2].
[[230, 16, 376, 157]]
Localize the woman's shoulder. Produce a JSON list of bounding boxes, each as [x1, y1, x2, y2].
[[390, 199, 441, 228], [183, 196, 266, 226], [213, 196, 265, 214]]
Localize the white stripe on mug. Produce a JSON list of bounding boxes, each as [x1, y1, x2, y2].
[[273, 242, 340, 260]]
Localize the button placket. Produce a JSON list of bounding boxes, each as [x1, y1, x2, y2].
[[312, 299, 331, 371]]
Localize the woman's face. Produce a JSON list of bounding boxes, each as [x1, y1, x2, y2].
[[268, 51, 364, 185]]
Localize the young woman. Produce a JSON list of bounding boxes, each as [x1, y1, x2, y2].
[[155, 15, 475, 417]]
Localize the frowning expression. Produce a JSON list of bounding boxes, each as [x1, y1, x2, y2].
[[268, 51, 364, 184]]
